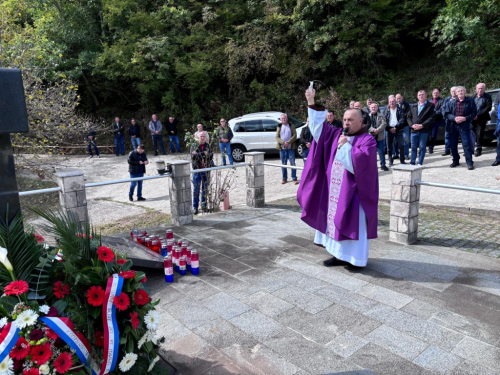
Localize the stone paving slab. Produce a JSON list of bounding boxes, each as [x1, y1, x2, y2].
[[136, 205, 500, 374]]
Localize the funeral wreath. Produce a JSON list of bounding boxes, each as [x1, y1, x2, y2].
[[0, 211, 164, 374]]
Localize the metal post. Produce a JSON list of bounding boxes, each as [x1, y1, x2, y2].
[[245, 152, 265, 207]]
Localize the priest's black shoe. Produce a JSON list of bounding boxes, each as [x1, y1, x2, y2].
[[194, 208, 199, 215], [323, 256, 338, 267], [381, 166, 389, 171], [450, 162, 459, 168], [467, 164, 475, 170], [129, 195, 133, 201], [137, 197, 146, 201], [492, 161, 500, 167], [475, 149, 482, 157]]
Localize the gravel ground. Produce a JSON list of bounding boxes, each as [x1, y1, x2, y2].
[[33, 142, 500, 225]]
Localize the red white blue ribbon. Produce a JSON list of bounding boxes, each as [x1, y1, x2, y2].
[[40, 317, 99, 375], [0, 323, 20, 364], [100, 274, 123, 375]]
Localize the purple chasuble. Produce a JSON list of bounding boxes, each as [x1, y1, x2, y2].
[[297, 122, 379, 241]]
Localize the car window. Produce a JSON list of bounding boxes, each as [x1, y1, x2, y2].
[[234, 120, 262, 132], [262, 120, 279, 132], [287, 114, 305, 128]]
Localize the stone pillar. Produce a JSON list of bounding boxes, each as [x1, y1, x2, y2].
[[54, 170, 88, 225], [389, 164, 423, 244], [168, 160, 193, 225], [245, 152, 265, 208]]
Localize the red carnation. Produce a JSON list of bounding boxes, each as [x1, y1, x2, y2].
[[54, 352, 73, 374], [86, 286, 105, 307], [45, 327, 59, 340], [133, 289, 149, 306], [97, 246, 115, 262], [117, 259, 127, 265], [113, 292, 130, 311], [130, 311, 139, 329], [4, 280, 29, 296], [13, 359, 23, 371], [118, 271, 136, 279], [139, 275, 147, 283], [54, 281, 70, 299], [10, 337, 30, 360], [94, 331, 104, 347], [47, 306, 59, 317], [30, 342, 53, 365], [23, 368, 39, 375], [34, 233, 44, 243]]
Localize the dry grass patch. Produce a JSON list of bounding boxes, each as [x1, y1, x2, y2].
[[95, 211, 171, 235]]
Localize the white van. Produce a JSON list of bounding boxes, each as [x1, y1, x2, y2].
[[228, 112, 306, 162]]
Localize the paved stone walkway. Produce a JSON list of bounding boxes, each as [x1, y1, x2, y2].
[[267, 199, 500, 259], [136, 206, 500, 375]]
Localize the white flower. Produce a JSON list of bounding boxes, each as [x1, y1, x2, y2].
[[39, 364, 50, 375], [118, 353, 138, 372], [0, 355, 13, 375], [39, 305, 50, 314], [148, 356, 160, 372], [144, 310, 159, 331], [14, 309, 38, 329], [0, 317, 7, 328], [0, 247, 13, 272], [138, 330, 157, 349]]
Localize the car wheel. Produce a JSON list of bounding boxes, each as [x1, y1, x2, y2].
[[297, 143, 304, 157], [231, 145, 246, 162]]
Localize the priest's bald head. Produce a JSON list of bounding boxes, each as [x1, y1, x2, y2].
[[343, 109, 364, 135]]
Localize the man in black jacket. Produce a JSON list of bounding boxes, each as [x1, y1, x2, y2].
[[113, 117, 125, 156], [428, 88, 445, 154], [396, 93, 411, 159], [384, 97, 406, 166], [128, 144, 148, 201], [441, 87, 457, 156], [407, 90, 436, 165], [354, 102, 371, 127], [444, 86, 478, 170], [323, 110, 342, 129], [299, 117, 313, 160], [166, 117, 182, 153], [129, 118, 141, 150], [190, 132, 213, 215], [471, 83, 493, 157], [85, 121, 100, 158]]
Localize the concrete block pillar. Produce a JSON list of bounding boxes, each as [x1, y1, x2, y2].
[[389, 164, 423, 244], [245, 152, 265, 208], [168, 160, 193, 225], [54, 170, 88, 225]]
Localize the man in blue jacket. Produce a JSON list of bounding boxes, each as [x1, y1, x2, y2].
[[444, 86, 478, 170]]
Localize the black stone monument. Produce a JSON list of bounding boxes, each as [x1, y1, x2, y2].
[[0, 68, 29, 223]]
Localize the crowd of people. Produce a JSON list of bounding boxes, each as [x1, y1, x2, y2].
[[87, 115, 233, 207], [85, 83, 500, 206], [333, 84, 499, 171]]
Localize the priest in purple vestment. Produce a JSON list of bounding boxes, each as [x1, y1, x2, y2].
[[297, 88, 379, 267]]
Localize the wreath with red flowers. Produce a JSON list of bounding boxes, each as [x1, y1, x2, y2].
[[0, 211, 165, 374]]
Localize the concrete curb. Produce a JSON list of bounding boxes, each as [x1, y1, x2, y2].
[[379, 198, 500, 219]]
